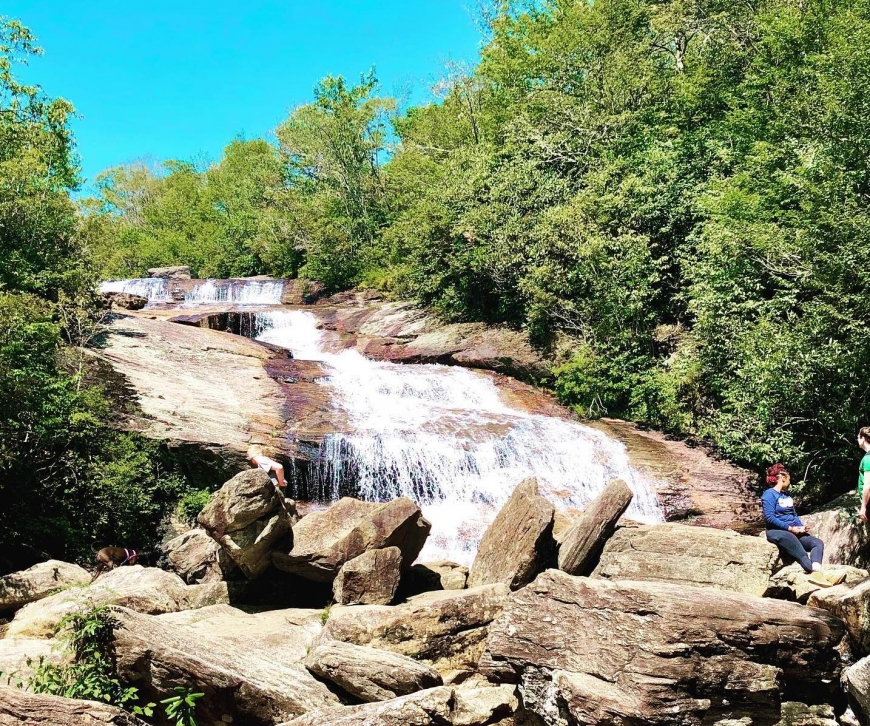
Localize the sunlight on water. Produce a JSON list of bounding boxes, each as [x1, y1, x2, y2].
[[183, 279, 283, 306], [99, 278, 171, 303], [256, 309, 664, 565]]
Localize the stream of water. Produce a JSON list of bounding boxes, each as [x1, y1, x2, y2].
[[255, 309, 663, 564], [99, 278, 284, 306]]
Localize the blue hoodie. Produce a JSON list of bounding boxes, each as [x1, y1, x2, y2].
[[761, 488, 802, 531]]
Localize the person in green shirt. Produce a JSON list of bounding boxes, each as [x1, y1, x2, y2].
[[858, 427, 870, 522]]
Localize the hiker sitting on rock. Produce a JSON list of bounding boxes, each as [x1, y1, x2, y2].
[[247, 445, 287, 492], [762, 464, 832, 584]]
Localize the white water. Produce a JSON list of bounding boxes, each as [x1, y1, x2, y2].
[[184, 279, 283, 306], [99, 278, 171, 303], [256, 310, 664, 565]]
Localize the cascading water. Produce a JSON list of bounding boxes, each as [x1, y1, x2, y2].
[[255, 310, 664, 565], [99, 278, 170, 303], [184, 279, 284, 306]]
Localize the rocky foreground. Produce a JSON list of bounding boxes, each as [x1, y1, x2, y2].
[[2, 471, 870, 725]]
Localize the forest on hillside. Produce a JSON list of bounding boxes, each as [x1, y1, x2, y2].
[[4, 0, 870, 560]]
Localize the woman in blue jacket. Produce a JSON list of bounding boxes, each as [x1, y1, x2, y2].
[[761, 464, 824, 574]]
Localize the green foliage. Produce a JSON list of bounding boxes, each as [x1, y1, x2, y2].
[[175, 489, 211, 524], [22, 606, 143, 709], [162, 686, 204, 726], [320, 604, 332, 625]]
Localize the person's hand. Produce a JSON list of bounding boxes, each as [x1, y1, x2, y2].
[[788, 525, 806, 534], [859, 507, 868, 523]]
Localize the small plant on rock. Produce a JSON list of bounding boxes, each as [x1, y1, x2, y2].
[[175, 489, 212, 524], [162, 685, 204, 726]]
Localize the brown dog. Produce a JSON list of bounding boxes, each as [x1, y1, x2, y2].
[[91, 546, 139, 582]]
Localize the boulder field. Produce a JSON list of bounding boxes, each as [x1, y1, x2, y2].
[[3, 471, 870, 724]]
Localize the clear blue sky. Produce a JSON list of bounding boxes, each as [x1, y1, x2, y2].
[[3, 1, 482, 191]]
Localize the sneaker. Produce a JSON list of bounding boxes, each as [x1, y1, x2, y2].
[[807, 571, 833, 588]]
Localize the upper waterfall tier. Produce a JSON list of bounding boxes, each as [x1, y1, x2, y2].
[[255, 310, 664, 564], [99, 278, 284, 306]]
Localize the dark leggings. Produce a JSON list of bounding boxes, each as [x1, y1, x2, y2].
[[766, 530, 824, 573]]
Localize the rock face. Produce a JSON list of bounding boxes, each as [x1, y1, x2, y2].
[[163, 528, 239, 584], [808, 576, 870, 654], [468, 479, 556, 590], [111, 606, 339, 725], [199, 469, 294, 579], [802, 492, 870, 568], [147, 265, 191, 279], [333, 547, 402, 605], [0, 687, 148, 725], [104, 292, 148, 310], [279, 684, 517, 726], [322, 584, 509, 672], [0, 560, 89, 613], [305, 640, 442, 702], [776, 702, 838, 726], [557, 478, 634, 575], [483, 571, 844, 725], [592, 523, 780, 596], [272, 497, 430, 582], [5, 566, 225, 639], [587, 418, 760, 530]]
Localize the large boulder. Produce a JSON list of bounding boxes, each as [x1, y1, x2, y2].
[[557, 479, 633, 575], [104, 292, 148, 310], [775, 702, 838, 726], [272, 497, 430, 582], [163, 528, 238, 584], [483, 571, 844, 725], [199, 469, 294, 579], [808, 576, 870, 654], [802, 492, 870, 568], [468, 478, 556, 590], [111, 606, 339, 725], [278, 684, 517, 726], [147, 265, 191, 279], [847, 655, 870, 725], [5, 566, 226, 639], [0, 560, 89, 614], [0, 686, 148, 725], [333, 547, 402, 605], [305, 640, 442, 702], [322, 584, 509, 673], [592, 523, 780, 596]]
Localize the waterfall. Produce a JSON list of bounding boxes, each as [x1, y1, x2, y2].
[[99, 278, 170, 302], [184, 279, 284, 305], [256, 310, 664, 565]]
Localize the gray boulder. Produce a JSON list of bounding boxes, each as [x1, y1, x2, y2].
[[808, 575, 870, 654], [557, 478, 633, 575], [0, 560, 89, 613], [5, 566, 227, 639], [593, 523, 780, 596], [322, 584, 509, 673], [147, 265, 191, 279], [104, 292, 148, 310], [278, 684, 517, 726], [272, 497, 430, 582], [111, 606, 339, 724], [199, 469, 294, 579], [0, 687, 147, 724], [802, 492, 870, 567], [468, 478, 556, 590], [164, 528, 238, 584], [333, 547, 402, 605], [305, 640, 442, 702], [483, 571, 844, 725]]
